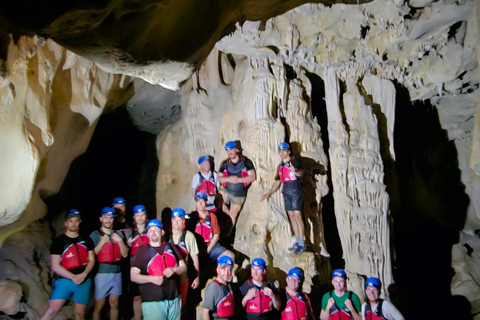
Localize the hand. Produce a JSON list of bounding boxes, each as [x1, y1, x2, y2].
[[326, 297, 335, 310], [260, 193, 269, 202], [72, 273, 86, 285], [229, 176, 240, 183], [100, 234, 110, 243], [163, 268, 175, 278], [111, 233, 123, 243], [150, 276, 164, 286], [344, 298, 354, 311], [246, 287, 258, 300], [206, 246, 212, 254], [191, 276, 200, 289], [263, 287, 274, 297]]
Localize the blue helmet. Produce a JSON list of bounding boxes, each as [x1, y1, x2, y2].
[[278, 142, 290, 151], [133, 204, 146, 214], [65, 209, 81, 220], [287, 267, 303, 280], [112, 197, 126, 206], [365, 277, 381, 290], [225, 141, 237, 151], [146, 219, 163, 229], [251, 258, 266, 270], [332, 269, 347, 279], [194, 192, 208, 201], [217, 256, 234, 267], [101, 207, 116, 217], [198, 155, 209, 165], [171, 208, 186, 219]]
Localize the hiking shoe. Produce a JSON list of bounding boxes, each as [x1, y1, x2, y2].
[[288, 243, 298, 251], [294, 245, 305, 255]]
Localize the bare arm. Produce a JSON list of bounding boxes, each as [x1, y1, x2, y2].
[[263, 287, 282, 310], [202, 308, 211, 320], [260, 180, 282, 201], [238, 169, 256, 185], [191, 253, 200, 289], [345, 299, 361, 320], [112, 232, 129, 258], [207, 234, 220, 254], [72, 250, 95, 285], [50, 255, 75, 280], [130, 266, 164, 286]]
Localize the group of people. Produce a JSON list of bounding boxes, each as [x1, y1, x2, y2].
[[38, 140, 405, 320]]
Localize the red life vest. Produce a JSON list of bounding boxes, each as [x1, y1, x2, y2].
[[130, 232, 150, 256], [213, 280, 235, 318], [97, 229, 122, 263], [60, 236, 89, 270], [282, 291, 311, 320], [329, 291, 354, 320], [278, 161, 298, 183], [169, 231, 188, 256], [222, 157, 250, 187], [196, 172, 217, 196], [146, 244, 178, 276], [245, 280, 274, 315], [363, 300, 385, 320], [195, 215, 212, 243]]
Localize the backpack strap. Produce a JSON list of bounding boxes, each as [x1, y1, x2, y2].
[[377, 299, 383, 317]]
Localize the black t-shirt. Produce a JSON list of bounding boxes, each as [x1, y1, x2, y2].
[[50, 233, 94, 276], [275, 157, 302, 194], [130, 243, 184, 302], [219, 156, 255, 197], [240, 280, 278, 320]]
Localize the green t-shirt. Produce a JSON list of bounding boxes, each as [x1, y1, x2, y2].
[[321, 290, 362, 312]]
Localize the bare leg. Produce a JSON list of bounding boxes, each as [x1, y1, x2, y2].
[[92, 298, 106, 320], [132, 296, 142, 320], [74, 303, 87, 320], [288, 210, 305, 239], [219, 190, 230, 215], [40, 299, 66, 320], [228, 204, 242, 227], [109, 295, 120, 320]]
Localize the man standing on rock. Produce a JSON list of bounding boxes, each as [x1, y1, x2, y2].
[[320, 269, 361, 320], [130, 219, 187, 320], [90, 207, 129, 320], [192, 155, 220, 211], [240, 258, 281, 320], [40, 209, 95, 320], [218, 140, 256, 234], [261, 142, 306, 255]]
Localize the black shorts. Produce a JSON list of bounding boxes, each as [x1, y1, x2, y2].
[[129, 281, 140, 297], [283, 189, 303, 212]]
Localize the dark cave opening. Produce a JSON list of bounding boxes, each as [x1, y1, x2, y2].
[[43, 106, 159, 236]]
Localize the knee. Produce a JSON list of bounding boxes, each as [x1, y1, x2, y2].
[[226, 251, 235, 261], [109, 297, 119, 308], [133, 296, 142, 303]]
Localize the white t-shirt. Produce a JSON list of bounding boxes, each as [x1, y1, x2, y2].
[[362, 300, 404, 320]]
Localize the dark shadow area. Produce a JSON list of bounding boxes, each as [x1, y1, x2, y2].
[[391, 83, 470, 320], [306, 71, 344, 269]]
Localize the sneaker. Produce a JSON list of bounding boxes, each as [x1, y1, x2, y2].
[[288, 243, 298, 251], [294, 245, 305, 255]]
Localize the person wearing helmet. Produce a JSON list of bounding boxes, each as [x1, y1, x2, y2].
[[126, 204, 150, 320], [130, 219, 187, 320], [188, 192, 235, 263], [361, 277, 404, 320], [169, 207, 200, 310], [240, 258, 281, 320], [202, 256, 236, 320], [192, 155, 220, 211], [279, 267, 314, 320], [40, 210, 95, 320], [320, 269, 361, 320], [112, 197, 130, 238], [90, 207, 129, 320], [218, 140, 256, 233], [261, 142, 306, 255]]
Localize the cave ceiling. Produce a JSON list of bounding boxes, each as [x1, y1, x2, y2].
[[0, 0, 371, 89]]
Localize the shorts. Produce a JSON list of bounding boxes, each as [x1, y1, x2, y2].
[[129, 280, 141, 297], [142, 297, 181, 320], [219, 186, 246, 206], [209, 243, 227, 260], [94, 272, 122, 300], [283, 189, 303, 212], [50, 277, 91, 305]]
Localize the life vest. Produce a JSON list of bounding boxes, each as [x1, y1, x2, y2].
[[96, 229, 122, 264], [130, 228, 149, 256], [278, 161, 298, 183], [196, 172, 217, 196], [282, 291, 311, 320], [60, 236, 89, 270], [245, 280, 274, 315], [363, 300, 385, 320], [195, 215, 212, 243], [146, 244, 178, 276], [213, 280, 234, 318], [328, 291, 355, 320], [169, 231, 188, 256], [222, 157, 250, 187]]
